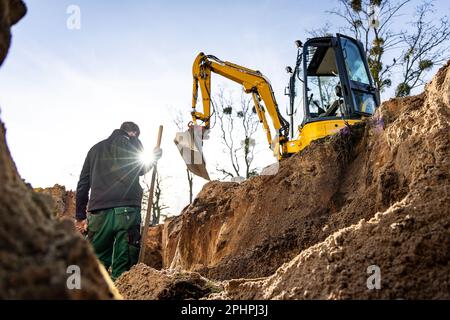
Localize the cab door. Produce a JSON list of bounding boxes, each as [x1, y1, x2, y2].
[[335, 34, 379, 116]]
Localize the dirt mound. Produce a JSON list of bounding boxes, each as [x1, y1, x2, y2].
[[34, 184, 76, 219], [219, 185, 449, 299], [157, 101, 409, 280], [141, 225, 164, 269], [115, 263, 222, 300], [0, 0, 119, 299], [148, 62, 450, 300]]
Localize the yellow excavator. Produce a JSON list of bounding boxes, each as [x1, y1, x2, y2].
[[175, 34, 380, 180]]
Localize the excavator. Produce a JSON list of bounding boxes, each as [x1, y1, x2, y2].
[[175, 34, 380, 180]]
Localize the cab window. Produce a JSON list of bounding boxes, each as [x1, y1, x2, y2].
[[305, 43, 343, 119], [341, 38, 370, 85]]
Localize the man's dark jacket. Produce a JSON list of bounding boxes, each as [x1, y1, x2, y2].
[[75, 129, 147, 220]]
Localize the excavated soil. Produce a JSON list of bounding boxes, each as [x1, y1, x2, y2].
[[218, 184, 449, 299], [0, 0, 118, 299], [128, 61, 450, 299], [115, 263, 222, 300], [142, 225, 164, 270], [154, 98, 418, 280], [214, 61, 450, 300], [34, 185, 76, 220]]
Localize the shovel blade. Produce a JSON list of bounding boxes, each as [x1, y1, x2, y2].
[[174, 127, 210, 180]]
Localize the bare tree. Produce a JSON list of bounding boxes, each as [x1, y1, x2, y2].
[[151, 172, 169, 225], [395, 2, 450, 96], [327, 0, 411, 93], [173, 110, 194, 204], [307, 23, 333, 38], [215, 89, 259, 179], [310, 0, 449, 97]]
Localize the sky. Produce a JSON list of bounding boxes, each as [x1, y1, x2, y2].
[[0, 0, 448, 215]]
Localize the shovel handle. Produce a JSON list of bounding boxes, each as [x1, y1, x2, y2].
[[138, 125, 163, 264], [156, 125, 163, 147]]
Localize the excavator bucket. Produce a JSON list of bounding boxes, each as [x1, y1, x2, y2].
[[174, 126, 210, 180]]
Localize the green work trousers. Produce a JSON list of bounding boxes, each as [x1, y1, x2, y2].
[[87, 206, 141, 281]]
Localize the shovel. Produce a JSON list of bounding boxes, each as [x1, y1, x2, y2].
[[138, 125, 163, 264]]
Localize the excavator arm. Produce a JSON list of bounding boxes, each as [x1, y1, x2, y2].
[[175, 52, 292, 180], [191, 53, 290, 148]]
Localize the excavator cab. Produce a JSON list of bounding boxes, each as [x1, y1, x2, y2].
[[291, 34, 378, 126], [284, 34, 379, 154]]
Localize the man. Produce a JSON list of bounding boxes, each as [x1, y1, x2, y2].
[[75, 122, 162, 280]]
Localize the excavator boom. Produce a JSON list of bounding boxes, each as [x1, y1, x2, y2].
[[175, 53, 290, 180], [191, 53, 289, 145]]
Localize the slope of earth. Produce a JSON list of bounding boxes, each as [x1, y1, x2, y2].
[[210, 62, 450, 299], [141, 225, 164, 269], [34, 184, 76, 219], [152, 61, 450, 291]]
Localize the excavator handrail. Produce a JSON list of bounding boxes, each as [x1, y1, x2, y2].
[[191, 52, 290, 149]]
